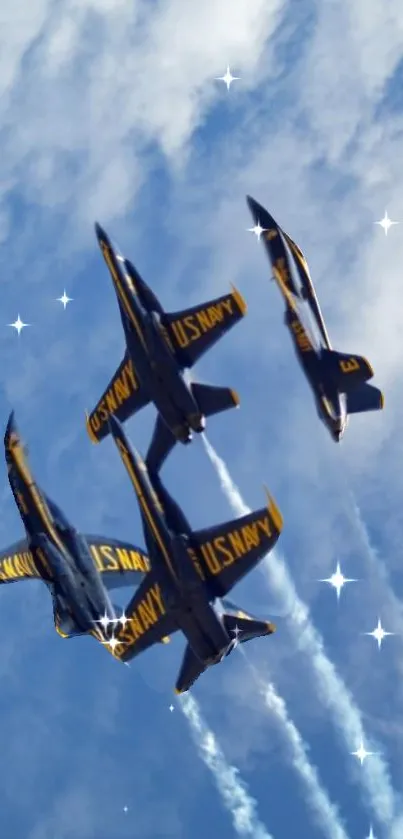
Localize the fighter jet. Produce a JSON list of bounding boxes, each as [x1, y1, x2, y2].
[[86, 223, 247, 471], [1, 412, 149, 645], [104, 414, 283, 693], [247, 196, 384, 441]]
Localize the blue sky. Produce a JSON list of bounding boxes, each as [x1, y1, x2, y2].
[[0, 1, 402, 837]]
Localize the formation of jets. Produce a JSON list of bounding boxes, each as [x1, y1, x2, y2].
[[0, 198, 384, 693]]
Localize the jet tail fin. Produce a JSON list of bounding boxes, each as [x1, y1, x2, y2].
[[346, 382, 384, 415], [175, 643, 206, 694], [321, 349, 374, 389], [222, 613, 276, 645], [191, 382, 240, 418], [145, 415, 176, 473]]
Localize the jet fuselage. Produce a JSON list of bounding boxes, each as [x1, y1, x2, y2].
[[95, 225, 205, 443], [284, 304, 347, 442], [5, 415, 116, 637], [117, 430, 233, 667]]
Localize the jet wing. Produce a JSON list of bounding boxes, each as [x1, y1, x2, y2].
[[247, 196, 332, 349], [189, 492, 283, 598], [83, 534, 150, 589], [86, 352, 149, 443], [0, 538, 43, 584], [281, 230, 331, 350], [105, 569, 178, 662], [161, 287, 247, 369], [247, 196, 302, 297]]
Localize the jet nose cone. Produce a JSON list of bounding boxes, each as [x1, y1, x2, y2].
[[94, 221, 108, 244], [246, 195, 264, 218], [6, 410, 16, 430], [4, 410, 17, 445]]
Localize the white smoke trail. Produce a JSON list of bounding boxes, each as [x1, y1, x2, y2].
[[179, 692, 273, 838], [202, 435, 397, 827], [239, 649, 349, 839]]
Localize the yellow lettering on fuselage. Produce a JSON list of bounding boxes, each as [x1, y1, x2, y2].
[[290, 319, 312, 352], [0, 550, 38, 582], [199, 516, 272, 576], [89, 543, 150, 575], [170, 297, 234, 350], [89, 359, 138, 434]]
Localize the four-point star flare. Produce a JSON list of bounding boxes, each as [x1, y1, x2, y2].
[[231, 624, 241, 647], [57, 290, 73, 309], [247, 220, 268, 240], [9, 315, 29, 335], [118, 610, 130, 629], [374, 210, 398, 236], [93, 612, 114, 633], [216, 66, 240, 90], [351, 740, 376, 765], [319, 562, 357, 600], [363, 618, 394, 650]]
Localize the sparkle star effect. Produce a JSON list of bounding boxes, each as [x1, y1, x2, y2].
[[374, 210, 398, 236], [216, 66, 240, 90], [57, 290, 73, 309], [169, 704, 174, 712], [93, 610, 130, 633], [247, 220, 268, 240], [9, 315, 29, 335], [319, 562, 357, 600], [93, 612, 113, 633], [351, 740, 376, 765], [123, 806, 128, 814], [232, 623, 241, 643], [118, 610, 130, 630], [101, 633, 125, 653], [363, 618, 394, 650]]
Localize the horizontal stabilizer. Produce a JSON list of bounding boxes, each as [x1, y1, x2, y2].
[[321, 349, 374, 390], [346, 382, 384, 415], [162, 287, 247, 369], [222, 613, 276, 645], [175, 643, 206, 694], [191, 382, 240, 417], [191, 491, 283, 598]]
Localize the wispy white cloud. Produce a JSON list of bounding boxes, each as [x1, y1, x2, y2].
[[1, 0, 403, 837]]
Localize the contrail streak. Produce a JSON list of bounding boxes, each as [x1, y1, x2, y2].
[[202, 435, 396, 827], [239, 649, 349, 839], [179, 692, 273, 838]]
